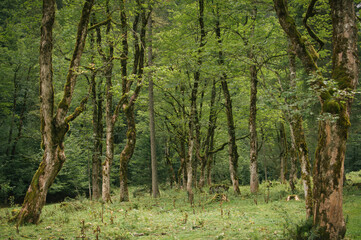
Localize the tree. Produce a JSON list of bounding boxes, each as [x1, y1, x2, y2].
[[273, 0, 359, 238], [119, 0, 151, 202], [148, 13, 160, 198], [15, 0, 94, 225], [214, 2, 240, 194]]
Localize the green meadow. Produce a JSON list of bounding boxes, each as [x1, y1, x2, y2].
[[1, 171, 360, 239]]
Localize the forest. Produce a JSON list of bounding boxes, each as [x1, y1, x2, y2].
[[1, 0, 361, 239]]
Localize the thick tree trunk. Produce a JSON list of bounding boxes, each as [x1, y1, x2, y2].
[[274, 0, 358, 237], [249, 64, 259, 194], [312, 1, 358, 238], [119, 106, 137, 201], [15, 0, 94, 225], [16, 146, 66, 224]]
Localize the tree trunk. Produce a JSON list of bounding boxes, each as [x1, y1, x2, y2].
[[165, 139, 177, 188], [10, 66, 31, 160], [273, 0, 359, 237], [279, 121, 287, 184], [102, 49, 114, 203], [186, 135, 194, 204], [119, 0, 149, 201], [119, 106, 136, 202], [16, 0, 94, 225], [249, 64, 259, 194], [90, 19, 102, 201], [312, 1, 358, 238], [289, 117, 313, 217], [214, 5, 240, 194], [148, 14, 159, 198], [198, 77, 217, 189], [6, 64, 21, 157]]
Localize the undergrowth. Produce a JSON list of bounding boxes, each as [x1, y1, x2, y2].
[[0, 171, 360, 239]]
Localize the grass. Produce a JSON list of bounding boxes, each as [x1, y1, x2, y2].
[[1, 171, 361, 239]]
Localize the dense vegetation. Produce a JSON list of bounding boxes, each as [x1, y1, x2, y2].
[[1, 0, 361, 238]]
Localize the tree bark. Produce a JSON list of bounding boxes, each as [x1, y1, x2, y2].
[[274, 0, 359, 237], [312, 1, 358, 238], [148, 13, 159, 198], [249, 63, 259, 194], [90, 18, 102, 201], [278, 121, 287, 184], [15, 0, 93, 225]]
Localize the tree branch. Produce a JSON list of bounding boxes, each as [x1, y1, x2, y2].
[[303, 0, 324, 51]]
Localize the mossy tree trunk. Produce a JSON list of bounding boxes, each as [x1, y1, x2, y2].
[[16, 0, 94, 225], [274, 0, 358, 237], [119, 0, 150, 202], [312, 1, 358, 238]]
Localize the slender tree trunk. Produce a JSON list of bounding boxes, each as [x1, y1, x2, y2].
[[148, 14, 159, 198], [249, 64, 259, 194], [165, 139, 176, 188], [279, 121, 287, 184], [10, 66, 31, 160], [119, 1, 149, 201], [247, 7, 259, 194], [287, 42, 313, 217], [15, 0, 94, 225], [289, 117, 313, 217], [198, 78, 217, 189], [288, 130, 297, 193], [215, 5, 240, 194], [90, 19, 102, 201], [206, 153, 213, 186], [287, 44, 297, 194], [6, 64, 21, 157], [102, 60, 114, 202]]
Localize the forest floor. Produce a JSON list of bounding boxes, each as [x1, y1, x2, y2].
[[1, 171, 361, 239]]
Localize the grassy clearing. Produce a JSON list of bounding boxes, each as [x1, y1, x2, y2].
[[1, 171, 361, 239]]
